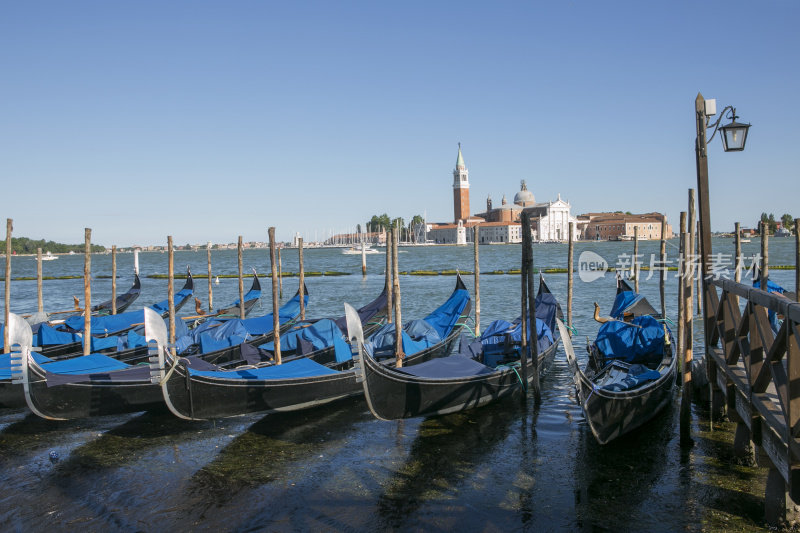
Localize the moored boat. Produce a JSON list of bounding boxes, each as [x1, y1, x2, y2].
[[562, 279, 676, 444], [348, 274, 563, 420]]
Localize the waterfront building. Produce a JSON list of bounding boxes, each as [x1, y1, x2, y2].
[[581, 212, 673, 240], [427, 145, 579, 244]]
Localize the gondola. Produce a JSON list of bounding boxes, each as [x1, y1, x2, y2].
[[150, 275, 471, 420], [212, 272, 262, 317], [348, 274, 562, 420], [561, 278, 676, 444], [33, 269, 196, 359], [92, 272, 142, 315], [1, 282, 296, 418]]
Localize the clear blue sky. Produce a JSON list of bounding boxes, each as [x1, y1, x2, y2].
[[2, 1, 798, 246]]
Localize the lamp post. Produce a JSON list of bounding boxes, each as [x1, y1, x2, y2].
[[694, 92, 750, 421]]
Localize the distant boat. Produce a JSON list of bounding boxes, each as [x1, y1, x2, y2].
[[215, 276, 220, 285], [342, 245, 382, 255], [41, 252, 58, 261], [740, 238, 751, 243]]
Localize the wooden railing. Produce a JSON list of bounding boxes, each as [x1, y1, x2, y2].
[[706, 277, 800, 502]]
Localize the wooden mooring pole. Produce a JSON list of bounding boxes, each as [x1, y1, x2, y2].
[[392, 227, 403, 368], [238, 236, 245, 319], [680, 221, 693, 445], [660, 218, 666, 319], [298, 237, 305, 320], [525, 214, 540, 404], [207, 242, 213, 312], [361, 241, 367, 277], [36, 248, 43, 314], [633, 225, 639, 293], [385, 230, 393, 323], [83, 228, 92, 356], [268, 227, 281, 364], [519, 212, 531, 398], [568, 222, 574, 329], [278, 247, 283, 299], [696, 221, 702, 316], [676, 211, 686, 386], [796, 218, 800, 301], [111, 245, 117, 315], [4, 219, 12, 353], [168, 236, 175, 355], [761, 221, 769, 291], [474, 225, 480, 335]]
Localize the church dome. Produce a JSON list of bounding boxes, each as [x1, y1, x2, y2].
[[514, 180, 535, 206]]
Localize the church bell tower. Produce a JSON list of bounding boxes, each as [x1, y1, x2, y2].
[[453, 143, 470, 223]]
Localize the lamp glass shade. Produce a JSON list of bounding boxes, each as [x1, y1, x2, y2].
[[720, 121, 750, 152]]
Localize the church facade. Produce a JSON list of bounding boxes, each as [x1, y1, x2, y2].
[[427, 146, 579, 244]]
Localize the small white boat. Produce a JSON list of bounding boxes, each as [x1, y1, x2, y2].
[[342, 245, 383, 255], [41, 251, 58, 261]]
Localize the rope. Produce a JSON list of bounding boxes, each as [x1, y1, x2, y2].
[[557, 318, 578, 336], [658, 316, 676, 327], [586, 383, 600, 402], [159, 348, 183, 385], [497, 361, 526, 391]]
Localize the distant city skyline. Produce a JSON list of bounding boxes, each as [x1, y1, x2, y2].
[[2, 2, 798, 247]]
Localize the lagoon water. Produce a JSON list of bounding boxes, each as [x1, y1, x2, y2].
[[1, 237, 797, 531]]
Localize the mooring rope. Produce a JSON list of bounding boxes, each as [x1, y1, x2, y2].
[[497, 361, 526, 391]]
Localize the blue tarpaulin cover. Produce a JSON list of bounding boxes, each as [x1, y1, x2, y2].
[[0, 352, 52, 379], [36, 324, 81, 346], [601, 363, 661, 391], [188, 357, 339, 380], [117, 329, 148, 351], [62, 310, 146, 336], [396, 354, 496, 379], [609, 291, 642, 319], [150, 288, 193, 315], [40, 353, 130, 375], [422, 288, 470, 339], [260, 318, 346, 358], [595, 315, 665, 366]]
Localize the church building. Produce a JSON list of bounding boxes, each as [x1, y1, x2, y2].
[[427, 145, 579, 244]]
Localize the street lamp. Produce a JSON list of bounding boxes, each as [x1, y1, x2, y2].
[[692, 92, 750, 423], [706, 105, 751, 152]]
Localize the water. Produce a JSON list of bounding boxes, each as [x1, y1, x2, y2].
[[0, 237, 796, 531]]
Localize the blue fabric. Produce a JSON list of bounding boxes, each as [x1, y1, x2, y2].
[[397, 354, 496, 379], [609, 291, 642, 319], [41, 353, 130, 375], [63, 310, 145, 335], [364, 321, 443, 359], [0, 351, 54, 379], [117, 329, 148, 351], [332, 334, 353, 363], [422, 288, 470, 339], [150, 288, 194, 315], [200, 334, 246, 354], [90, 335, 119, 352], [260, 318, 344, 354], [188, 357, 339, 380], [601, 364, 661, 391], [755, 278, 785, 333], [36, 324, 81, 346], [229, 287, 263, 308], [595, 315, 665, 365], [238, 293, 306, 335]]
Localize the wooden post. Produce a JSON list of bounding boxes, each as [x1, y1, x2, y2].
[[278, 247, 283, 299], [36, 247, 43, 313], [473, 225, 480, 335], [361, 241, 367, 277], [681, 224, 693, 445], [795, 218, 800, 301], [696, 221, 702, 315], [519, 213, 531, 394], [4, 219, 12, 353], [761, 221, 769, 291], [735, 223, 742, 284], [660, 218, 666, 319], [567, 222, 574, 329], [83, 228, 92, 356], [392, 227, 403, 367], [238, 236, 245, 319], [110, 245, 117, 315], [676, 211, 686, 386], [633, 225, 639, 293], [207, 241, 213, 312], [385, 230, 393, 323], [298, 237, 305, 320], [524, 214, 540, 404], [167, 236, 175, 355], [268, 227, 281, 364]]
